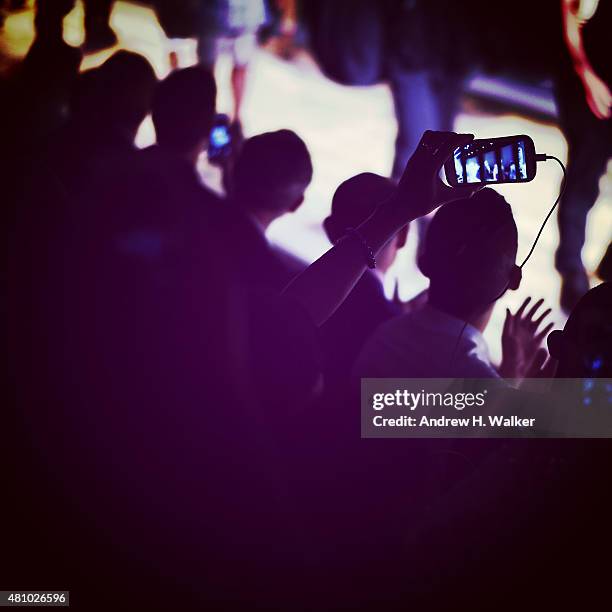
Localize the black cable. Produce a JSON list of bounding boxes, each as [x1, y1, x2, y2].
[[519, 155, 567, 269]]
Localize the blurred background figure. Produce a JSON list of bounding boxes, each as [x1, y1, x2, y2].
[[0, 29, 81, 165], [153, 0, 268, 136], [44, 50, 157, 197], [108, 65, 221, 224], [302, 0, 469, 181], [0, 0, 26, 28], [153, 0, 200, 70], [34, 0, 116, 52], [198, 0, 267, 127], [555, 0, 611, 313]]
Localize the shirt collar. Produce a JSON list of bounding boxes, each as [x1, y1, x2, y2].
[[417, 303, 491, 364]]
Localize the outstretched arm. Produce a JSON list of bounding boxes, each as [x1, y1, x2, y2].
[[561, 0, 611, 119]]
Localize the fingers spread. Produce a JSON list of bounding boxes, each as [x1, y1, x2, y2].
[[526, 297, 545, 321], [534, 322, 555, 345], [532, 307, 552, 329]]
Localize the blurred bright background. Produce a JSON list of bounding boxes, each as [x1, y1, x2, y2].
[[1, 0, 610, 363]]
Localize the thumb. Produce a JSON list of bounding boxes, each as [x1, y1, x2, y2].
[[453, 183, 485, 200], [439, 181, 484, 205]]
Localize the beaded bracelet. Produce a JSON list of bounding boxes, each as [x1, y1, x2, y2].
[[344, 227, 376, 269]]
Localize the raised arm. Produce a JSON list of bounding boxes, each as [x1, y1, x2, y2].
[[561, 0, 611, 119]]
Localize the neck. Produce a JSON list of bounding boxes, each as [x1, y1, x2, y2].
[[250, 210, 277, 231], [234, 196, 279, 231], [160, 144, 200, 168], [428, 294, 493, 333]]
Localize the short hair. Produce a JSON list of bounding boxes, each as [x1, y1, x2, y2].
[[324, 173, 395, 243], [549, 281, 612, 377], [420, 188, 518, 313], [152, 66, 216, 152], [564, 281, 612, 353], [232, 130, 313, 213], [72, 50, 157, 134]]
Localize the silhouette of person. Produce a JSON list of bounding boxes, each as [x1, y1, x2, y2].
[[319, 173, 406, 389], [44, 50, 156, 198], [355, 189, 552, 380], [555, 0, 612, 312], [34, 0, 117, 53], [225, 129, 313, 290], [198, 0, 267, 125], [547, 281, 612, 378]]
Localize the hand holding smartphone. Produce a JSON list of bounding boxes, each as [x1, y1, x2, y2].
[[208, 113, 232, 164]]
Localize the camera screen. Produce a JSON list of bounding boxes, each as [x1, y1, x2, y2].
[[453, 138, 528, 184], [211, 125, 231, 148]]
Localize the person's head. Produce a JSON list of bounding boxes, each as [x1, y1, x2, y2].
[[324, 173, 407, 274], [231, 130, 313, 228], [420, 188, 521, 321], [548, 282, 612, 377], [72, 50, 157, 141], [152, 66, 216, 160]]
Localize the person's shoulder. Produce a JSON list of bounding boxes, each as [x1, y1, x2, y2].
[[457, 354, 501, 380], [372, 307, 421, 337], [199, 183, 224, 207], [269, 244, 309, 284], [270, 245, 308, 273], [354, 272, 404, 319], [133, 145, 165, 171], [354, 270, 389, 300], [352, 312, 414, 379], [353, 304, 452, 378]]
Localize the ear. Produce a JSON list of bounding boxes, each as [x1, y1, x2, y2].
[[547, 329, 563, 359], [323, 217, 336, 243], [396, 224, 409, 249], [289, 195, 304, 213], [419, 249, 432, 278], [507, 264, 522, 291]]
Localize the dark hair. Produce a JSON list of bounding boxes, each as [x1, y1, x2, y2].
[[72, 50, 157, 135], [565, 281, 612, 348], [232, 130, 313, 213], [421, 188, 518, 313], [324, 173, 395, 244], [549, 281, 612, 377], [152, 66, 216, 152]]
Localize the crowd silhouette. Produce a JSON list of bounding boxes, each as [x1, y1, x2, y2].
[[1, 2, 611, 610]]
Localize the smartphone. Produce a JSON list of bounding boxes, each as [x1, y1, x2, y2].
[[444, 134, 536, 187], [208, 114, 232, 163]]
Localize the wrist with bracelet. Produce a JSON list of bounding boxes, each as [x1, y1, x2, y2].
[[343, 227, 376, 269]]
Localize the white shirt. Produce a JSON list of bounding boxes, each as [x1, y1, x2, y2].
[[353, 304, 500, 379]]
